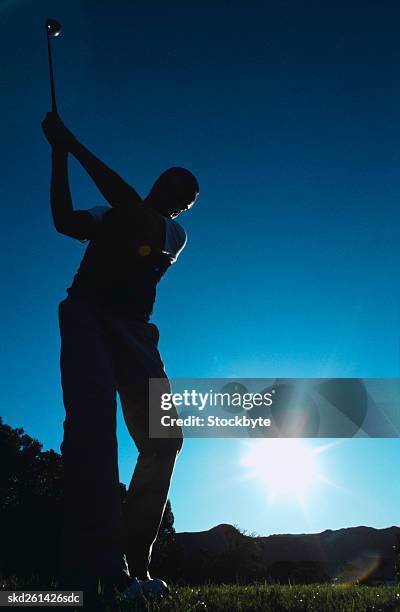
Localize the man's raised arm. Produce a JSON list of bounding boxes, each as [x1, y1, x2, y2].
[[43, 114, 97, 240], [68, 138, 142, 209], [44, 112, 142, 209]]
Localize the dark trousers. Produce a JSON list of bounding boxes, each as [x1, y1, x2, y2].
[[58, 298, 183, 585]]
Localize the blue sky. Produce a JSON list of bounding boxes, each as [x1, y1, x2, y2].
[[1, 0, 400, 535]]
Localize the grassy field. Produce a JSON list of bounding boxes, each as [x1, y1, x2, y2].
[[116, 584, 400, 612], [2, 579, 400, 612]]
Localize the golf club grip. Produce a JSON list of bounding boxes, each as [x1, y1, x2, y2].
[[47, 34, 58, 113]]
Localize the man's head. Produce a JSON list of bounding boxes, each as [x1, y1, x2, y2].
[[146, 167, 199, 218]]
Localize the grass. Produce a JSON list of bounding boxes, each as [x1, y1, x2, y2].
[[119, 584, 400, 612], [2, 578, 400, 611]]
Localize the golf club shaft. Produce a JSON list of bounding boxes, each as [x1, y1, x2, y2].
[[46, 34, 58, 113]]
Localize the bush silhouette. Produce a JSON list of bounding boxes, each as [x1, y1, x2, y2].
[[266, 560, 330, 584]]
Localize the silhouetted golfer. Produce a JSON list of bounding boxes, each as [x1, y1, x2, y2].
[[42, 112, 199, 601]]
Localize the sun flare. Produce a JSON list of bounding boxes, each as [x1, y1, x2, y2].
[[240, 439, 329, 505]]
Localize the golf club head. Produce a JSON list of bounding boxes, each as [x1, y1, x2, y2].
[[46, 18, 62, 37]]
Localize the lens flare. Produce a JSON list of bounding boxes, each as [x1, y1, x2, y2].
[[333, 552, 382, 585]]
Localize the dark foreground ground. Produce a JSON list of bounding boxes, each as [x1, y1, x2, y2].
[[2, 579, 400, 611]]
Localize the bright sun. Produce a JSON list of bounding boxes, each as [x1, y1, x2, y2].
[[240, 439, 329, 506]]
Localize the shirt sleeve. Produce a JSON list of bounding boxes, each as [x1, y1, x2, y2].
[[86, 206, 110, 223], [162, 218, 187, 262]]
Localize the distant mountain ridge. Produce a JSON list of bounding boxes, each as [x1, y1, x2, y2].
[[176, 524, 400, 583]]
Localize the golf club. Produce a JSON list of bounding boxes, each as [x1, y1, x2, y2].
[[45, 18, 62, 113]]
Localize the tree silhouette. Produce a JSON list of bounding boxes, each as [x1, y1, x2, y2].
[[0, 417, 177, 583], [393, 533, 400, 583], [0, 417, 63, 580]]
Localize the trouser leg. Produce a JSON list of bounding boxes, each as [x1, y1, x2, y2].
[[111, 319, 183, 579], [120, 395, 182, 579], [58, 299, 128, 583]]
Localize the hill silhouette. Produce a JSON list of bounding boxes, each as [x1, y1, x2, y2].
[[176, 523, 400, 584]]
